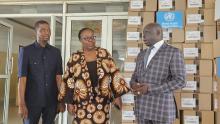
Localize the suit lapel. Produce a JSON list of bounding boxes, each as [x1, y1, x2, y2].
[[145, 43, 168, 71]]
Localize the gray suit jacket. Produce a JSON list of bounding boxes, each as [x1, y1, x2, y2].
[[130, 43, 186, 123]]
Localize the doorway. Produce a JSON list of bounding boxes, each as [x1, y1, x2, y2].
[[64, 15, 128, 124], [0, 16, 63, 124], [0, 20, 13, 124]]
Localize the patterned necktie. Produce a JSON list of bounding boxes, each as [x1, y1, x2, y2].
[[144, 46, 154, 68]]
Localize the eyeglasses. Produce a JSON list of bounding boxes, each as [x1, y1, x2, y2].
[[80, 36, 96, 41]]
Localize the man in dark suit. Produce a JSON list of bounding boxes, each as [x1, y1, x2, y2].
[[18, 20, 65, 124], [130, 23, 186, 124]]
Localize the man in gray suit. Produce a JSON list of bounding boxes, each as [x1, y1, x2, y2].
[[130, 23, 186, 124]]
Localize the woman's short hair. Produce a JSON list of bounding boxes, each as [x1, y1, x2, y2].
[[78, 28, 94, 40]]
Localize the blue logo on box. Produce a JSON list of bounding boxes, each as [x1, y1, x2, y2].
[[156, 11, 183, 29], [217, 58, 220, 78]]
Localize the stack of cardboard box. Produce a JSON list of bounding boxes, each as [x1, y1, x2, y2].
[[179, 0, 216, 124], [213, 32, 220, 124], [157, 1, 186, 124], [123, 0, 218, 124], [122, 0, 157, 124]]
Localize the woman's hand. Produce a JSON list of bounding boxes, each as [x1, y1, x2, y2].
[[67, 104, 75, 115], [113, 97, 122, 110]]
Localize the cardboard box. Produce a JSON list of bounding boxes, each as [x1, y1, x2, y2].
[[183, 75, 197, 92], [182, 76, 213, 93], [173, 119, 180, 124], [212, 94, 220, 111], [174, 92, 181, 110], [142, 12, 155, 27], [180, 93, 211, 110], [199, 60, 212, 76], [198, 93, 212, 110], [163, 29, 185, 43], [217, 24, 220, 39], [128, 12, 142, 28], [213, 77, 218, 94], [186, 9, 215, 26], [183, 43, 213, 59], [158, 0, 186, 11], [183, 43, 198, 59], [122, 110, 136, 123], [215, 112, 220, 124], [181, 110, 214, 124], [185, 60, 198, 75], [127, 11, 154, 28], [181, 93, 196, 110], [170, 43, 183, 51], [126, 42, 141, 58], [122, 105, 136, 123], [198, 76, 213, 93], [213, 39, 220, 58], [127, 27, 142, 42], [129, 0, 157, 11], [124, 58, 136, 72], [122, 93, 135, 105], [199, 43, 213, 59], [185, 26, 216, 43], [123, 73, 133, 87], [187, 0, 215, 9]]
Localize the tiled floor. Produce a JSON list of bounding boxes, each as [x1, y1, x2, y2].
[[5, 103, 121, 124], [8, 105, 23, 124]]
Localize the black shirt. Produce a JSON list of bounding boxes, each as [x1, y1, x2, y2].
[[86, 61, 98, 88], [18, 41, 63, 107]]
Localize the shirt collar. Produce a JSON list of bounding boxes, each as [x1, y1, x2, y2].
[[34, 41, 50, 49], [152, 40, 164, 50]]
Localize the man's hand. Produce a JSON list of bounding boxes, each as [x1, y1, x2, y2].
[[57, 102, 66, 113], [18, 104, 28, 119], [67, 104, 75, 115], [131, 83, 149, 95], [113, 97, 122, 110]]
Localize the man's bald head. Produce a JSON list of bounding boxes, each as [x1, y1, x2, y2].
[[143, 23, 163, 46]]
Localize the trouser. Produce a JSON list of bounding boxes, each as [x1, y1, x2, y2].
[[23, 105, 57, 124], [137, 119, 171, 124]]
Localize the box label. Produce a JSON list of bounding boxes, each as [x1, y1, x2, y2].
[[122, 94, 135, 104], [183, 81, 197, 91], [124, 62, 136, 72], [215, 98, 218, 110], [130, 0, 143, 9], [217, 58, 220, 78], [187, 14, 202, 24], [188, 0, 202, 8], [127, 47, 140, 56], [127, 32, 140, 41], [184, 116, 199, 124], [124, 78, 131, 83], [122, 111, 136, 120], [218, 31, 220, 39], [185, 64, 197, 74], [163, 31, 170, 41], [128, 16, 141, 25], [184, 48, 199, 58], [185, 31, 201, 41], [159, 0, 173, 9], [181, 98, 196, 108], [157, 11, 183, 28], [213, 81, 217, 92], [124, 78, 131, 87]]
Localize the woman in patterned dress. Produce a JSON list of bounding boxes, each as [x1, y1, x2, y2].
[[58, 28, 129, 124]]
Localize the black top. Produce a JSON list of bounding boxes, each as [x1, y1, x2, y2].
[[18, 41, 63, 107], [87, 61, 98, 88]]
